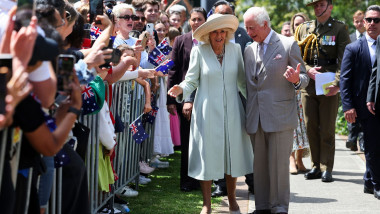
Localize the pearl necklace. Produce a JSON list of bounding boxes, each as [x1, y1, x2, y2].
[[215, 45, 225, 61]]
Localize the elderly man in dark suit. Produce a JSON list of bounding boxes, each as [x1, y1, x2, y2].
[[167, 7, 207, 192], [341, 5, 380, 200], [208, 0, 254, 198]]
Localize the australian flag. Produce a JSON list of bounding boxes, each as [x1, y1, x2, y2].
[[81, 85, 100, 115], [129, 118, 149, 144], [90, 26, 102, 39], [148, 47, 166, 66], [142, 106, 159, 124], [155, 59, 174, 75], [150, 93, 156, 107], [156, 38, 172, 56]]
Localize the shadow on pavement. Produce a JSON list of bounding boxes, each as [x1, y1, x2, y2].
[[290, 192, 338, 203], [333, 170, 363, 176]]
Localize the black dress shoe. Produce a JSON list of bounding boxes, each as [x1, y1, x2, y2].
[[364, 186, 374, 194], [374, 189, 380, 199], [359, 142, 365, 152], [346, 140, 358, 151], [321, 171, 333, 182], [211, 185, 227, 197], [248, 185, 255, 194], [304, 168, 322, 179]]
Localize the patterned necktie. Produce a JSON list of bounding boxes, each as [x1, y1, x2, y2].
[[359, 33, 363, 38], [256, 43, 264, 77]]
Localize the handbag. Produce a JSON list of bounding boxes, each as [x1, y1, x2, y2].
[[72, 121, 90, 162]]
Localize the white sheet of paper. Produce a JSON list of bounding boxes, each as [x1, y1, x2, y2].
[[315, 72, 336, 95]]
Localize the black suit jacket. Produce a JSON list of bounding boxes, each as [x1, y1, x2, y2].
[[234, 26, 252, 55], [167, 32, 194, 105], [367, 35, 380, 110], [340, 36, 373, 119]]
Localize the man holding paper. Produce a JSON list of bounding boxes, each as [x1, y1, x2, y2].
[[294, 0, 350, 182], [342, 5, 380, 199]]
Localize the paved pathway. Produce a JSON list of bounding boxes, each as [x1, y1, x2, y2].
[[213, 135, 380, 213]]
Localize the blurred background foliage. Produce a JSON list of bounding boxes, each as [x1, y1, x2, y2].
[[234, 0, 379, 33]]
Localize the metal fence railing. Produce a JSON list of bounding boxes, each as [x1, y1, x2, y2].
[[0, 79, 157, 214]]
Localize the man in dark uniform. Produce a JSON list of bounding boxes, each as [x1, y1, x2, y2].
[[294, 0, 350, 182]]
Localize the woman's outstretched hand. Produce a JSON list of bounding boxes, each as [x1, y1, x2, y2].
[[168, 85, 183, 98]]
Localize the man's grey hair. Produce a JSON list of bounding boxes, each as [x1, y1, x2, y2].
[[366, 5, 380, 15], [243, 7, 271, 28]]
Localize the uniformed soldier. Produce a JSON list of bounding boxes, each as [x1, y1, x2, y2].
[[294, 0, 350, 182]]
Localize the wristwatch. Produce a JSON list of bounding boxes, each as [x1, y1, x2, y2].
[[67, 106, 82, 118]]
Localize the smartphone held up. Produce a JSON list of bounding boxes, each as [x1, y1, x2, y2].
[[90, 0, 104, 24], [56, 54, 76, 92], [0, 54, 12, 114], [14, 0, 36, 31]]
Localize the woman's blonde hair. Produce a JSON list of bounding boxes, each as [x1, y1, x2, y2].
[[200, 28, 234, 45]]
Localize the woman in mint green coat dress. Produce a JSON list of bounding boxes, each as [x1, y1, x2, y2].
[[168, 14, 253, 214]]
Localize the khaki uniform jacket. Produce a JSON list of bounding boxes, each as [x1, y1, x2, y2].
[[296, 17, 350, 94]]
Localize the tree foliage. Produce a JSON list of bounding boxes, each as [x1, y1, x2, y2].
[[235, 0, 379, 33]]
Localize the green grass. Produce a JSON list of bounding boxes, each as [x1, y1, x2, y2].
[[122, 151, 222, 214]]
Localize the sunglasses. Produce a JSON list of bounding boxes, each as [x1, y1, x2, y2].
[[135, 16, 146, 22], [118, 15, 139, 21], [365, 17, 380, 24]]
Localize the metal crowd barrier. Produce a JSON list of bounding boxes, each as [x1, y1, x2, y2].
[[0, 79, 157, 214]]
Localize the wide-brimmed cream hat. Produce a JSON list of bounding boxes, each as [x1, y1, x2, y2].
[[193, 14, 239, 43]]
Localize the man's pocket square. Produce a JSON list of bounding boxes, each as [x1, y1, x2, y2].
[[274, 54, 282, 60]]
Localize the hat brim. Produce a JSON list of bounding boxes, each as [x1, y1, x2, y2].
[[306, 0, 323, 6], [193, 14, 239, 43]]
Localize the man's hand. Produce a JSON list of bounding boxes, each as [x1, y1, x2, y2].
[[93, 14, 112, 30], [344, 108, 357, 123], [84, 43, 112, 69], [325, 85, 339, 96], [284, 63, 301, 84], [182, 102, 193, 121], [167, 104, 177, 115], [367, 102, 376, 115], [307, 66, 322, 80]]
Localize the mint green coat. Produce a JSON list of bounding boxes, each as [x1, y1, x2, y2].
[[177, 42, 253, 180]]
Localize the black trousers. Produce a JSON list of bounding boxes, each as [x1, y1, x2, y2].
[[177, 104, 199, 188], [347, 121, 364, 144], [61, 144, 90, 214], [359, 116, 380, 191]]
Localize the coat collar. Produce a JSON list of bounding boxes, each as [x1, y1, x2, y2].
[[315, 17, 334, 36]]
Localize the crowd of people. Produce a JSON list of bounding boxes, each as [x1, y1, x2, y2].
[[0, 0, 380, 214]]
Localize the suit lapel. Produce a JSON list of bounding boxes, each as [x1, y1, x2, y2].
[[259, 32, 279, 74], [360, 36, 372, 72]]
